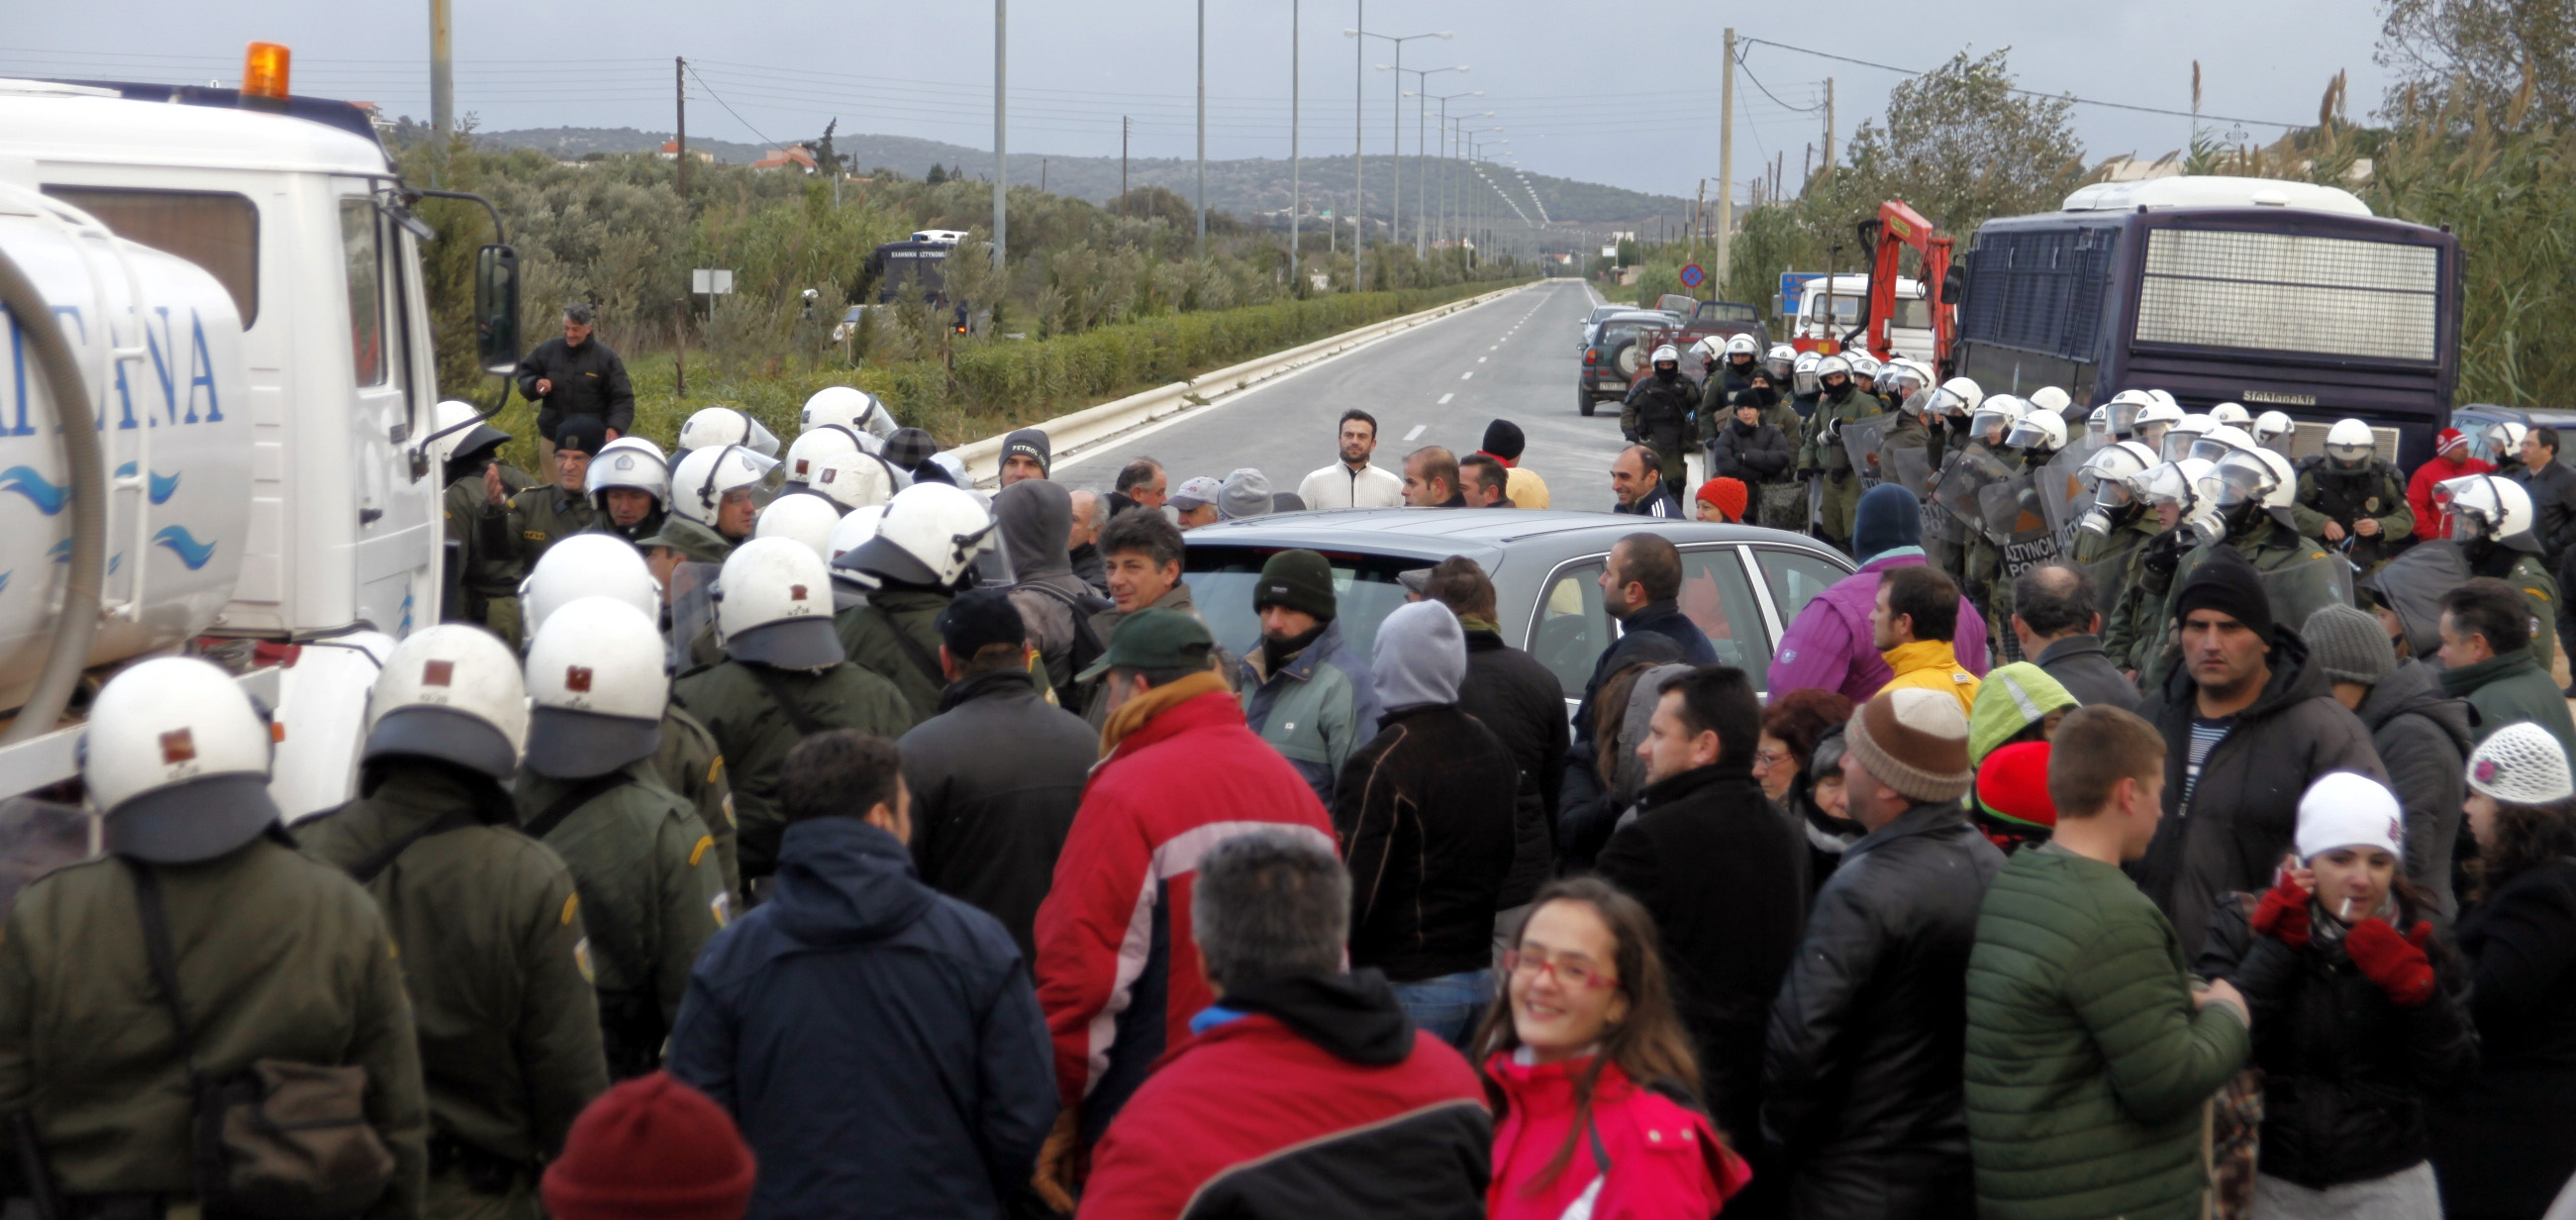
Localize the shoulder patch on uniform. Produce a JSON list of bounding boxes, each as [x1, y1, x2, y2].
[[560, 893, 580, 926], [689, 835, 714, 868], [707, 756, 725, 784], [711, 890, 734, 928]]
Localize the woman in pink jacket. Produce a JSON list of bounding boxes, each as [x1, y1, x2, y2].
[[1478, 876, 1753, 1219]]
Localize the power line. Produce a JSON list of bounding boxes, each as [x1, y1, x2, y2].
[[683, 64, 781, 150], [1738, 36, 2305, 129], [1734, 50, 1824, 116]]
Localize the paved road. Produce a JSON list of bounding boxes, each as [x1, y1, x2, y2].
[[1052, 278, 1634, 512]]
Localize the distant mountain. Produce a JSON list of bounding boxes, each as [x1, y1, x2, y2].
[[472, 126, 1692, 225]]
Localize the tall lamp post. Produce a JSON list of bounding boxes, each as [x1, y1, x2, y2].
[[1418, 89, 1480, 256], [1394, 63, 1466, 254], [1349, 28, 1447, 279]]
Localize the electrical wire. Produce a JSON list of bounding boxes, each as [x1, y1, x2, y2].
[[683, 63, 783, 150], [1738, 36, 2304, 129]]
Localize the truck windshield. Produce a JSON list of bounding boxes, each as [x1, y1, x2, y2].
[[1695, 301, 1759, 323], [43, 185, 258, 325]]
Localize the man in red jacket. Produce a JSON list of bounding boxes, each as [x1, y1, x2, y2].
[[1033, 609, 1338, 1203], [2409, 427, 2494, 541], [1081, 831, 1490, 1219]]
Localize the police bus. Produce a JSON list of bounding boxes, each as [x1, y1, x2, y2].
[[1950, 175, 2461, 470]]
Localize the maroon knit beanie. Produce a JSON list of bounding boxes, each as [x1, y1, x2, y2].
[[542, 1072, 755, 1220]]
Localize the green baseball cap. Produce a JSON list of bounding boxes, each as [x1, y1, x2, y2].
[[1077, 607, 1216, 681]]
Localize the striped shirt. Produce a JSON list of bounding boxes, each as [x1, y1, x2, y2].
[[2181, 714, 2233, 811]]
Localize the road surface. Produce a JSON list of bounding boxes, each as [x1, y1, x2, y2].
[[1052, 278, 1635, 512]]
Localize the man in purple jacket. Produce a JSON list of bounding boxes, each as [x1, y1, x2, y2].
[[1767, 485, 1991, 703]]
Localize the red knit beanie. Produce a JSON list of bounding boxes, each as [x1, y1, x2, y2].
[[543, 1073, 755, 1220], [1696, 477, 1748, 522], [1976, 741, 2057, 830]]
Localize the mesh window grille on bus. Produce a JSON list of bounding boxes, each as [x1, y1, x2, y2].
[[1964, 228, 2115, 359]]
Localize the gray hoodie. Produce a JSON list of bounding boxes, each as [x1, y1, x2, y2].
[[993, 479, 1095, 693], [1371, 600, 1466, 712]]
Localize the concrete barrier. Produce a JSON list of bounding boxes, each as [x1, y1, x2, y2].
[[954, 279, 1541, 484]]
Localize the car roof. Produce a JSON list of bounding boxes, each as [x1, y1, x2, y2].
[[1183, 508, 1844, 568]]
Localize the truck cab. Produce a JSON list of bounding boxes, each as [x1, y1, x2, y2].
[[0, 71, 489, 813], [1789, 272, 1933, 363]]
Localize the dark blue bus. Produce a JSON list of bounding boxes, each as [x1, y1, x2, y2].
[[1951, 177, 2462, 470]]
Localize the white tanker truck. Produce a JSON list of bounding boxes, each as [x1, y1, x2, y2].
[[0, 51, 525, 820]]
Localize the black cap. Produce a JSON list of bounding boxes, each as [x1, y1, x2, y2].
[[884, 427, 941, 470], [1481, 419, 1526, 460], [555, 415, 609, 456], [2174, 544, 2276, 643], [938, 587, 1029, 659]]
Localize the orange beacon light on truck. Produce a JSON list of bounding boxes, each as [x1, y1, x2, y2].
[[243, 43, 291, 100]]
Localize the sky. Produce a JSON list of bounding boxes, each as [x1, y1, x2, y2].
[[9, 0, 2391, 205]]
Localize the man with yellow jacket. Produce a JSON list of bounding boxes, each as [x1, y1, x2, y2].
[[1872, 563, 1982, 716]]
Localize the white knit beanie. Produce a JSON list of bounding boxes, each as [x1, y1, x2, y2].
[[2468, 723, 2576, 805], [2295, 771, 2405, 862]]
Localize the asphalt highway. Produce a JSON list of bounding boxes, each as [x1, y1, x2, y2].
[[1051, 278, 1635, 512]]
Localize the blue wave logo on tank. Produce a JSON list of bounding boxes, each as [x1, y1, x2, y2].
[[151, 527, 216, 570], [44, 541, 124, 573], [113, 463, 182, 504], [0, 467, 68, 516]]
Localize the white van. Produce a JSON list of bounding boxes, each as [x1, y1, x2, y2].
[[1790, 273, 1933, 364]]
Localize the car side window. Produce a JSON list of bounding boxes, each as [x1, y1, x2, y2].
[[1530, 560, 1609, 700], [1677, 548, 1771, 674], [1756, 548, 1846, 631]]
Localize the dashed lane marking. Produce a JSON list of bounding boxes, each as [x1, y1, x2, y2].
[[1404, 424, 1428, 442], [1437, 392, 1454, 405], [1460, 370, 1474, 380]]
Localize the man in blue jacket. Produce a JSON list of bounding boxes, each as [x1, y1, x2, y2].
[[667, 730, 1055, 1220]]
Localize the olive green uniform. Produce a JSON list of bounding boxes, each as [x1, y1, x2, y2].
[[655, 705, 741, 900], [446, 464, 535, 644], [1955, 440, 2023, 619], [515, 761, 727, 1080], [834, 584, 953, 725], [2086, 512, 2168, 673], [300, 762, 609, 1216], [672, 659, 915, 881], [642, 515, 737, 566], [1799, 389, 1880, 548], [0, 838, 430, 1216], [2470, 548, 2562, 673], [2292, 461, 2415, 576], [482, 481, 600, 572]]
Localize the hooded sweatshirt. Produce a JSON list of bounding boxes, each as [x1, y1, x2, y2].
[[993, 478, 1101, 696], [1371, 600, 1467, 711]]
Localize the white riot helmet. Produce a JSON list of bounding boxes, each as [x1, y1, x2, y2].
[[2188, 424, 2256, 465], [755, 491, 844, 565], [1792, 352, 1823, 397], [2130, 458, 2209, 518], [2161, 413, 2214, 462], [2434, 473, 2540, 552], [801, 385, 895, 440], [1765, 344, 1797, 380], [2204, 448, 2299, 524], [672, 444, 781, 531], [521, 534, 663, 642], [829, 504, 888, 564], [2103, 389, 2157, 439], [586, 437, 670, 511], [1816, 354, 1854, 388], [677, 406, 782, 458], [524, 597, 669, 779], [2004, 409, 2067, 453], [1971, 394, 2026, 441], [363, 625, 528, 782], [84, 657, 277, 863], [2130, 399, 2186, 452], [2253, 410, 2297, 453], [1842, 351, 1880, 380], [2145, 389, 2179, 411], [1688, 336, 1724, 366], [2076, 441, 2161, 535], [2208, 402, 2253, 428], [426, 398, 513, 476], [715, 537, 845, 668], [1724, 334, 1759, 358], [783, 426, 862, 486], [2326, 418, 2378, 468], [2086, 405, 2113, 441], [1931, 376, 1985, 419], [836, 481, 997, 589], [2028, 385, 2073, 419], [802, 452, 899, 513], [2488, 420, 2529, 462], [1889, 359, 1931, 401], [1649, 344, 1681, 368]]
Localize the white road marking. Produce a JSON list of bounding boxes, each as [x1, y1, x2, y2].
[[1460, 370, 1474, 380], [1404, 424, 1428, 442], [1437, 392, 1454, 405], [1477, 356, 1487, 363]]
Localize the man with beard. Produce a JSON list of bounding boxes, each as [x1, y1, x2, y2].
[[1799, 355, 1877, 551], [1623, 344, 1696, 489], [1237, 550, 1379, 805], [1296, 409, 1404, 509], [2293, 418, 2415, 575]]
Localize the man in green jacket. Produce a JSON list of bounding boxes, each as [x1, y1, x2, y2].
[[0, 658, 430, 1216], [479, 414, 606, 584], [2436, 577, 2576, 757], [438, 403, 536, 643], [675, 537, 914, 886], [520, 596, 729, 1080], [302, 625, 608, 1216], [1967, 703, 2251, 1220]]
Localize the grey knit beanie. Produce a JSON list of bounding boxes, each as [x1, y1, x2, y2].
[[2301, 603, 2395, 687]]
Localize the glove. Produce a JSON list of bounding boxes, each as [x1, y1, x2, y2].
[[1622, 430, 1639, 445], [2346, 918, 2437, 1007], [2140, 528, 2185, 578], [2250, 878, 2313, 948], [1033, 1109, 1081, 1212]]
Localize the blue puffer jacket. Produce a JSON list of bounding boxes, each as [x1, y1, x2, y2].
[[667, 817, 1056, 1220], [1240, 617, 1382, 804]]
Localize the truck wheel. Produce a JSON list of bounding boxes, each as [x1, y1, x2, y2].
[[1580, 395, 1597, 417]]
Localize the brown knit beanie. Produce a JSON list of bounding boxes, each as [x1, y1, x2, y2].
[[1843, 687, 1974, 804]]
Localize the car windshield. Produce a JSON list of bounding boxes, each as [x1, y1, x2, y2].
[[1184, 549, 1423, 663]]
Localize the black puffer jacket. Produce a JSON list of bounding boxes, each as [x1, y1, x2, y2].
[[1761, 802, 2004, 1201], [2196, 892, 2477, 1190], [1332, 703, 1522, 983], [1711, 420, 1793, 484], [2134, 630, 2388, 954], [2430, 860, 2576, 1220], [2350, 661, 2474, 924], [1456, 629, 1568, 910], [894, 669, 1097, 967]]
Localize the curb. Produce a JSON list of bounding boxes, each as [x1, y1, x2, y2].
[[955, 279, 1543, 484]]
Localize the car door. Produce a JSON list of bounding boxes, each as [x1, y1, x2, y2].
[[1524, 546, 1782, 712]]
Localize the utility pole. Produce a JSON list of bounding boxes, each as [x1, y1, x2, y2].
[[1120, 116, 1130, 213], [429, 0, 452, 143], [1290, 0, 1300, 274], [674, 55, 687, 397], [1352, 0, 1365, 291], [1823, 77, 1835, 179], [1040, 157, 1047, 192], [1717, 27, 1735, 287], [1195, 0, 1207, 255], [994, 0, 1009, 271]]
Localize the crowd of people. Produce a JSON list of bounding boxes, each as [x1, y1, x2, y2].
[[2, 300, 2574, 1220]]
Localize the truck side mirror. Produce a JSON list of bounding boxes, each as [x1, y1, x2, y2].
[[475, 244, 521, 375], [1941, 264, 1966, 306]]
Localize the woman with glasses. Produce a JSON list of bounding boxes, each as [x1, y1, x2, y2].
[[1478, 877, 1753, 1219], [1755, 689, 1860, 892]]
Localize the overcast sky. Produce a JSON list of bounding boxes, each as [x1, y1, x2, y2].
[[11, 0, 2389, 204]]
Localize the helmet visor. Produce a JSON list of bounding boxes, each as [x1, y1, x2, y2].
[[2131, 462, 2197, 511], [2134, 420, 2171, 451], [2004, 419, 2057, 450], [2210, 452, 2277, 509], [2109, 400, 2141, 436], [1971, 408, 2016, 437], [1925, 387, 1969, 417], [2186, 435, 2238, 464], [1900, 388, 1932, 416], [2160, 429, 2203, 462], [1766, 356, 1794, 379]]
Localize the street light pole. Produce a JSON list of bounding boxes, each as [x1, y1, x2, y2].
[[1352, 28, 1446, 282], [1195, 0, 1207, 256], [1396, 65, 1465, 255], [993, 0, 1007, 270], [1290, 0, 1300, 276], [1422, 89, 1478, 258]]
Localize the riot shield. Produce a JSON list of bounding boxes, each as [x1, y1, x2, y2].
[[1979, 473, 2065, 577], [2367, 540, 2469, 657], [2258, 549, 2358, 635], [1883, 445, 1935, 498], [665, 560, 724, 672], [1931, 445, 2015, 533], [2032, 436, 2111, 542], [1837, 413, 1900, 490]]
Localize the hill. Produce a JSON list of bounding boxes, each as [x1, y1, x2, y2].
[[472, 125, 1692, 225]]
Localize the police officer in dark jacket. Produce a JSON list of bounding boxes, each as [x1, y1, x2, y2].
[[895, 590, 1096, 966], [1622, 345, 1697, 488], [514, 302, 636, 445], [1710, 400, 1794, 490], [2293, 419, 2415, 575]]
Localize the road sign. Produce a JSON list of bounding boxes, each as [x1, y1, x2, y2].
[[1679, 263, 1706, 288], [691, 268, 735, 295]]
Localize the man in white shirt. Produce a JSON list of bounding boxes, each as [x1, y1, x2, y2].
[[1296, 409, 1406, 510]]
